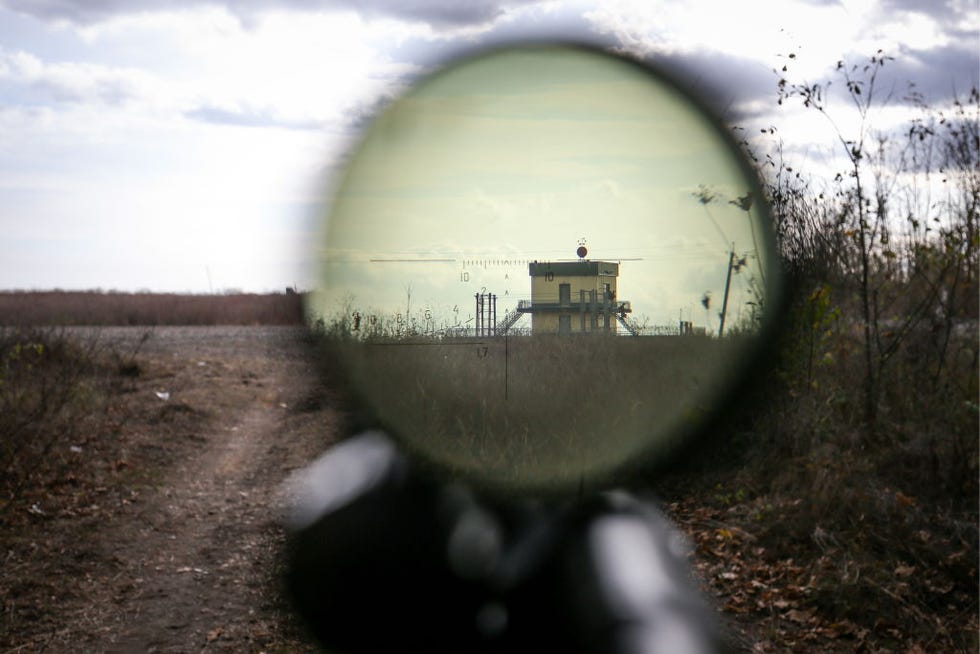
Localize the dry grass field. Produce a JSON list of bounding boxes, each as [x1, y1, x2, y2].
[[321, 332, 754, 491], [0, 290, 304, 326]]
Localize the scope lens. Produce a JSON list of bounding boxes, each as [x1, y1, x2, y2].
[[309, 44, 780, 492]]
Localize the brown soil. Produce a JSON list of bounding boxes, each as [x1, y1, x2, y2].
[[1, 327, 334, 653]]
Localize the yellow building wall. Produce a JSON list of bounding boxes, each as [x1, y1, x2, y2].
[[530, 274, 618, 303], [530, 272, 619, 334]]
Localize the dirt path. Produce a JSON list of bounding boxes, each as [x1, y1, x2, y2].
[[106, 405, 295, 652], [2, 327, 337, 653]]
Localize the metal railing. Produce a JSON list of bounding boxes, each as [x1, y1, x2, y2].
[[515, 299, 631, 313]]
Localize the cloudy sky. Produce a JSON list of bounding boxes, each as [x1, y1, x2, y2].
[[0, 0, 976, 299]]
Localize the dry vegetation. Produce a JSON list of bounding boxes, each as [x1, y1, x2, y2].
[[652, 61, 979, 652], [0, 290, 304, 326], [317, 332, 754, 491], [0, 328, 126, 517]]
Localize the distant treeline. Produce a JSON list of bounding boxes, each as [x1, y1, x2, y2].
[[0, 290, 306, 326]]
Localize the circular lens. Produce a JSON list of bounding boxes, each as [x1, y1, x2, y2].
[[308, 44, 780, 492]]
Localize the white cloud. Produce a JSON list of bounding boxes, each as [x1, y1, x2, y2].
[[60, 8, 424, 129], [0, 6, 434, 291], [584, 0, 974, 87], [0, 47, 164, 107], [2, 0, 557, 30]]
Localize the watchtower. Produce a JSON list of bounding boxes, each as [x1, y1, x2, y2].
[[516, 259, 632, 335]]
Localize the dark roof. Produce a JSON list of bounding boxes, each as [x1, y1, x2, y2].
[[528, 261, 619, 277]]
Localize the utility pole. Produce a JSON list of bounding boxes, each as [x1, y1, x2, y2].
[[718, 247, 735, 337]]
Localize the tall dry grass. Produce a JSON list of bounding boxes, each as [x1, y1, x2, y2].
[[0, 328, 122, 508], [0, 290, 304, 326], [313, 327, 757, 492]]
